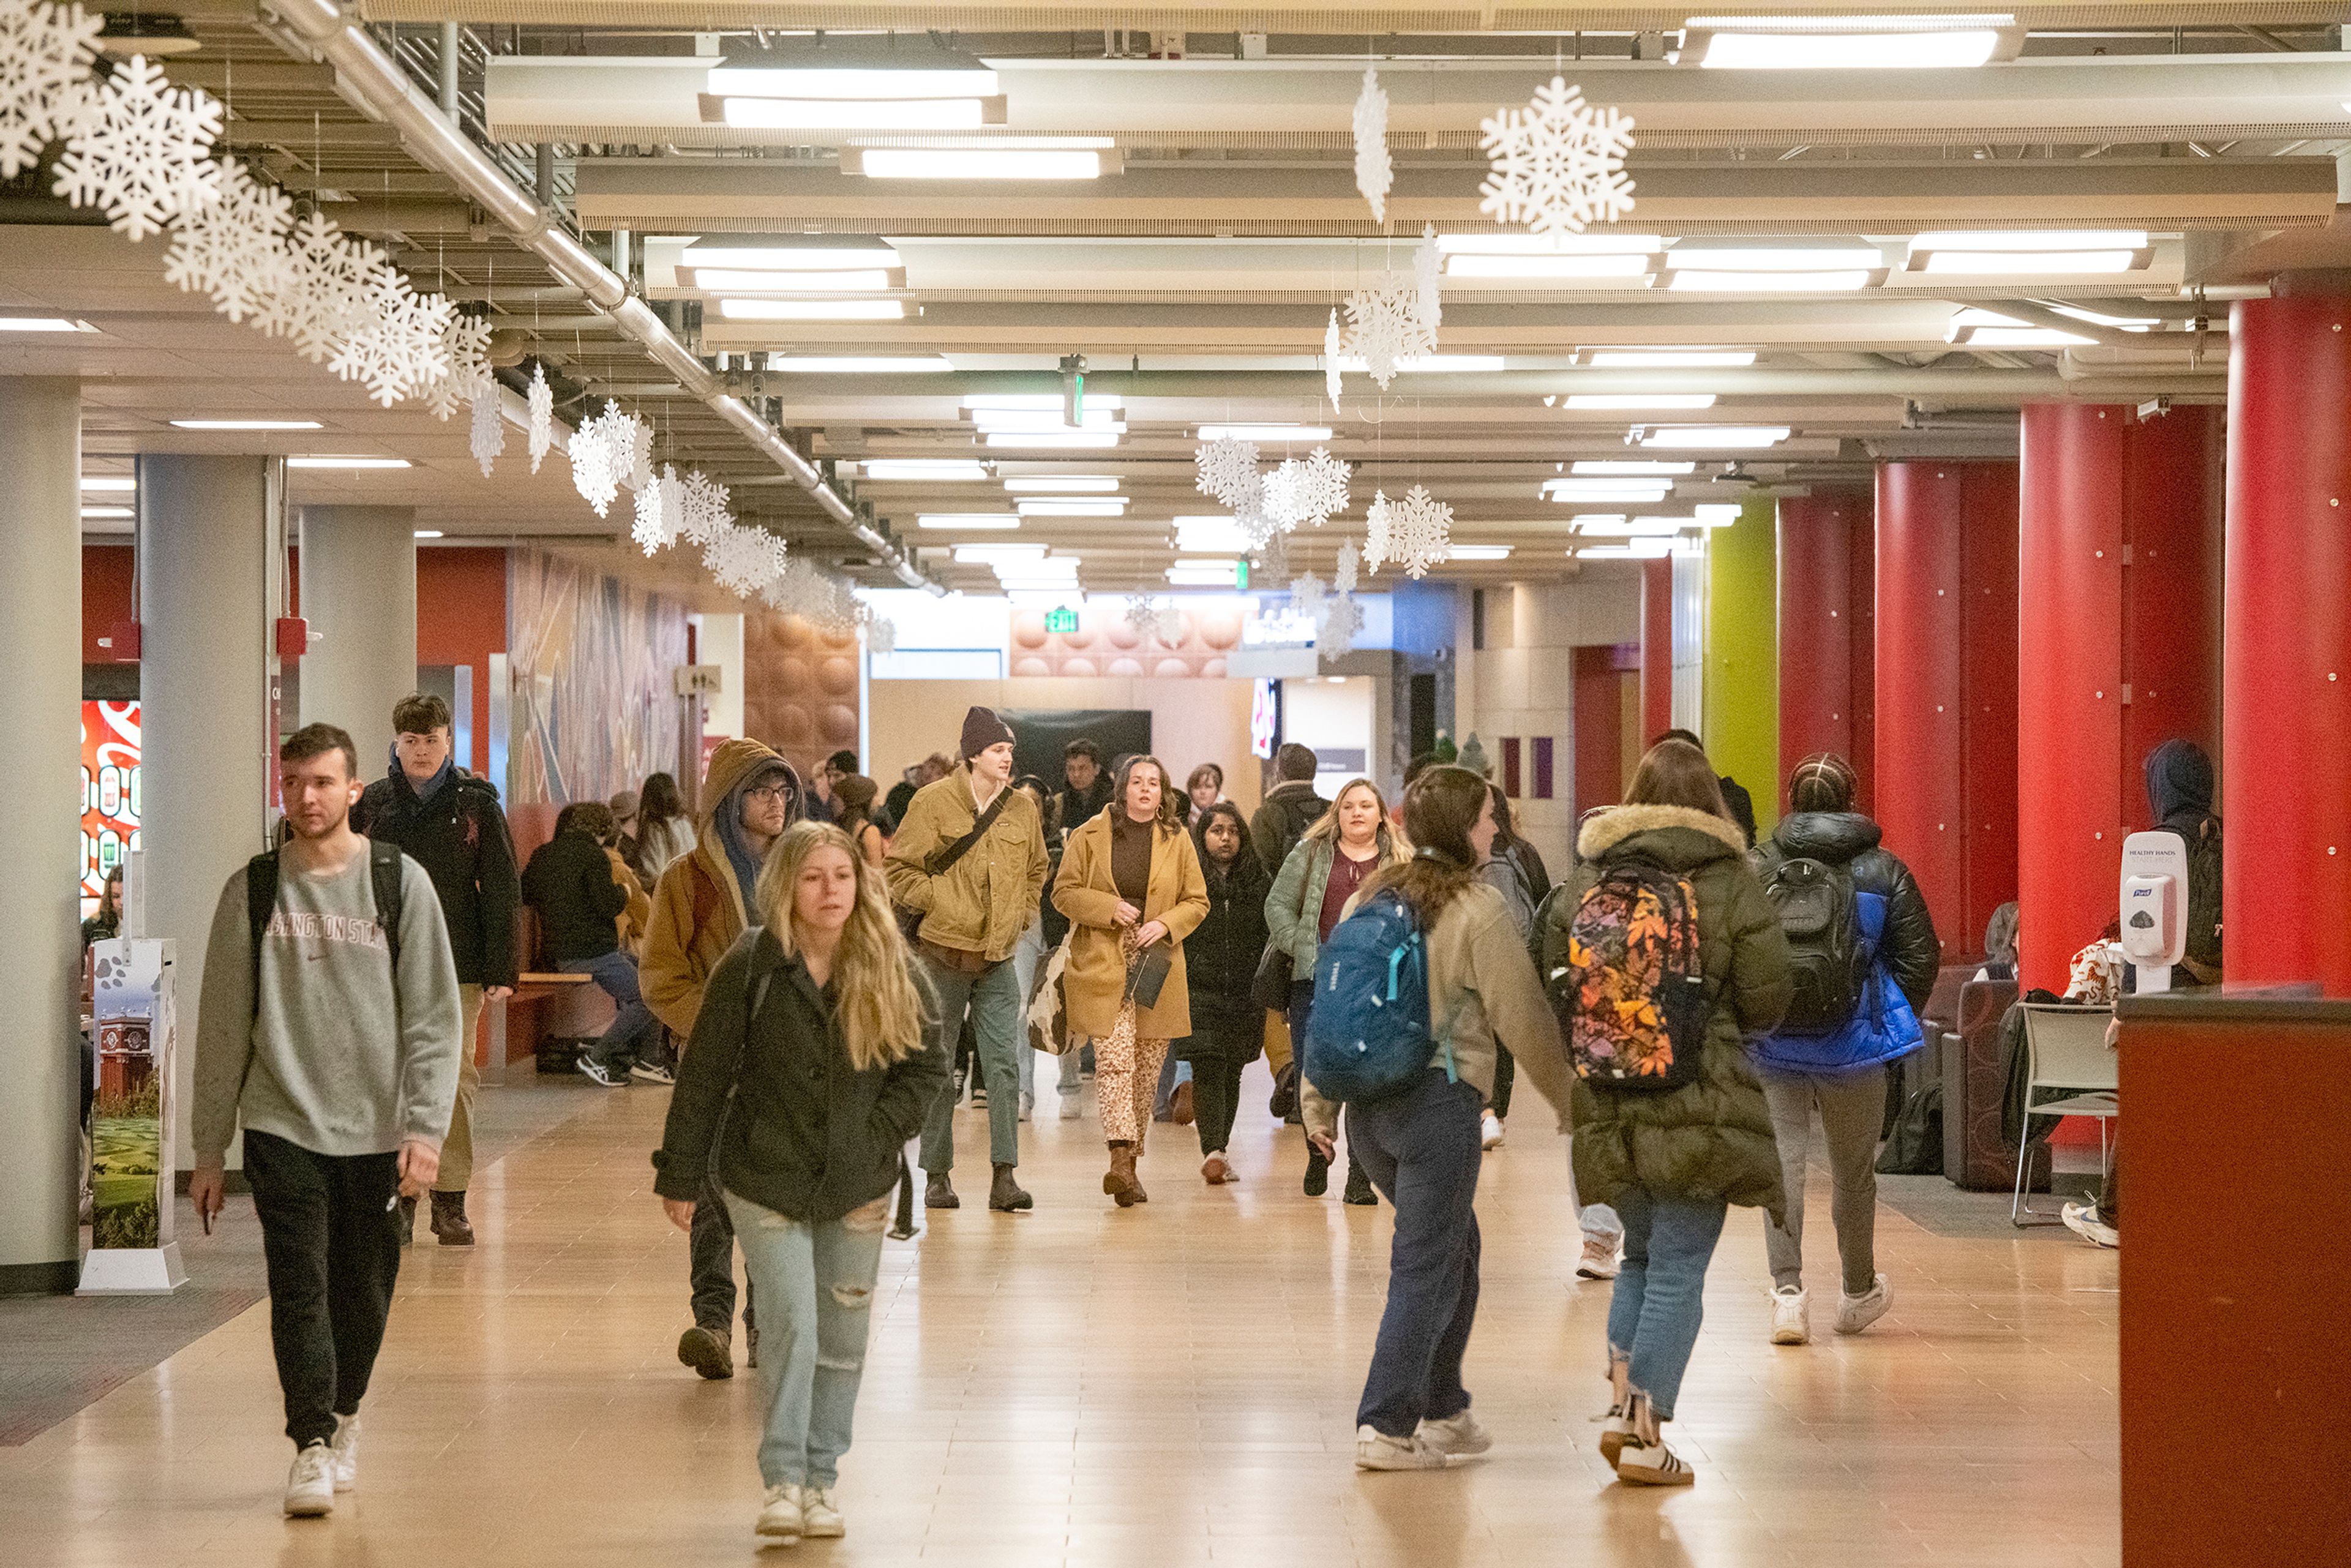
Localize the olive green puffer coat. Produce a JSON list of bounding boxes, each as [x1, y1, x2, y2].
[[1537, 804, 1795, 1225]]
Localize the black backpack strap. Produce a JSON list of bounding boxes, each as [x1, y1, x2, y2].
[[246, 850, 280, 1015], [370, 840, 405, 972]]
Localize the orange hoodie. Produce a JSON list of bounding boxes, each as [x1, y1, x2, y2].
[[639, 737, 789, 1040]]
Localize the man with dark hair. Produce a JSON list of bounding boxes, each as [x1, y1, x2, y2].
[[191, 723, 460, 1518], [1250, 742, 1329, 875], [1056, 738, 1111, 833], [1655, 727, 1758, 847], [353, 692, 519, 1247]]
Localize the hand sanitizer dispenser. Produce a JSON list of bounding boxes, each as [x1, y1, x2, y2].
[[2118, 831, 2191, 994]]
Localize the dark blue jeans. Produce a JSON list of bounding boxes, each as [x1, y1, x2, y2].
[[1345, 1071, 1485, 1437], [561, 950, 661, 1073]]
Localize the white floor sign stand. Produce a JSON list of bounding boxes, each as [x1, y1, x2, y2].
[[80, 937, 186, 1295]]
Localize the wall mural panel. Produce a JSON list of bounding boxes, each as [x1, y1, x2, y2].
[[506, 547, 689, 806], [743, 609, 861, 780]]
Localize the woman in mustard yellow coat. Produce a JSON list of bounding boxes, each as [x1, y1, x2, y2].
[[1053, 754, 1210, 1206]]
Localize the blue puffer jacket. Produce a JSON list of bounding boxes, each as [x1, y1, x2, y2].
[[1747, 812, 1941, 1075]]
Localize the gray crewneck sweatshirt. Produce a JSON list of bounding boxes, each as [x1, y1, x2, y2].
[[192, 843, 462, 1163]]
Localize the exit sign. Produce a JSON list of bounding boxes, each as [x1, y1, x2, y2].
[[1236, 560, 1249, 590], [1044, 606, 1079, 634]]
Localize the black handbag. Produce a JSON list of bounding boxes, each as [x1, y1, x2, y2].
[[1250, 852, 1315, 1012], [1125, 940, 1174, 1010]]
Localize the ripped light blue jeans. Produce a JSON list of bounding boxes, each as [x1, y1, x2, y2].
[[724, 1190, 890, 1488]]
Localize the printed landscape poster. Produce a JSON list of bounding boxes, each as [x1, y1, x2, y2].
[[89, 938, 174, 1253]]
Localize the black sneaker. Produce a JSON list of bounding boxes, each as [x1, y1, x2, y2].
[[1344, 1166, 1378, 1207], [1303, 1146, 1330, 1198], [576, 1057, 628, 1087]]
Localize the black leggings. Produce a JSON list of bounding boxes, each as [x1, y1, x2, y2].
[[1191, 1056, 1248, 1155]]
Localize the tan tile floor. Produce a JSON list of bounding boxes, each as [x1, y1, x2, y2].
[[0, 1069, 2120, 1566]]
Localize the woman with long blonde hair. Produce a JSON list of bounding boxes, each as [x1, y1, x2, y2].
[[1265, 778, 1409, 1203], [653, 821, 947, 1543]]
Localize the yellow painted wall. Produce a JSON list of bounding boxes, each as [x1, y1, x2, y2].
[[1703, 495, 1780, 835]]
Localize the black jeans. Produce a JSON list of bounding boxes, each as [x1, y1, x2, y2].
[[1490, 1047, 1516, 1118], [1187, 1051, 1248, 1156], [242, 1128, 403, 1448], [691, 1165, 754, 1337], [1345, 1071, 1485, 1436]]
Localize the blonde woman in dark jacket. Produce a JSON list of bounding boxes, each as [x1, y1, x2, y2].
[[1539, 740, 1793, 1487], [653, 822, 947, 1544]]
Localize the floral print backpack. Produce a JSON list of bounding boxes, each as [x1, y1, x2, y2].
[[1545, 861, 1710, 1092]]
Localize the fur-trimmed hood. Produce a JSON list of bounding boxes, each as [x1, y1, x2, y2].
[[1577, 803, 1749, 865]]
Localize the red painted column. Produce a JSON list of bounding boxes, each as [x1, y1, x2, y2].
[[1638, 557, 1673, 743], [1875, 464, 1968, 959], [2225, 293, 2351, 994], [1847, 503, 1877, 817], [2122, 403, 2225, 824], [1959, 465, 2020, 958], [1777, 493, 1855, 798], [1573, 644, 1626, 814]]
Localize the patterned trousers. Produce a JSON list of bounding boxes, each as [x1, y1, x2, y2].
[[1094, 1001, 1170, 1147]]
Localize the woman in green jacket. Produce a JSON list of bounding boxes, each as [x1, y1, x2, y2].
[[1537, 739, 1793, 1487]]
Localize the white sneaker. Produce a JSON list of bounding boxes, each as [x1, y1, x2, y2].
[[755, 1482, 804, 1540], [1480, 1112, 1505, 1150], [1597, 1403, 1635, 1468], [283, 1443, 336, 1517], [1019, 1092, 1035, 1123], [1575, 1237, 1620, 1280], [1770, 1286, 1810, 1346], [1415, 1409, 1493, 1458], [2061, 1201, 2119, 1249], [1614, 1433, 1696, 1487], [800, 1485, 845, 1538], [328, 1415, 361, 1491], [1354, 1424, 1454, 1471], [1834, 1274, 1892, 1335], [1059, 1093, 1082, 1120]]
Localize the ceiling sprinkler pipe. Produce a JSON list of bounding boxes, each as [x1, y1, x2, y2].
[[258, 0, 940, 595]]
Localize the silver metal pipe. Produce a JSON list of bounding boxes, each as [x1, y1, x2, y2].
[[437, 21, 458, 118]]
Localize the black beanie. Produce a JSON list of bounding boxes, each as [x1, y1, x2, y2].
[[960, 705, 1014, 761]]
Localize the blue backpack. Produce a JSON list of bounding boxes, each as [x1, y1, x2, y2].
[[1302, 890, 1455, 1105]]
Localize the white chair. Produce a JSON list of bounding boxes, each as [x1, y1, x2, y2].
[[2012, 1003, 2119, 1226]]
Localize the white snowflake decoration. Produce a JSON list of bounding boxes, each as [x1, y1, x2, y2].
[[469, 381, 504, 478], [52, 53, 221, 241], [330, 268, 456, 408], [1302, 446, 1352, 525], [1370, 484, 1452, 579], [422, 314, 492, 421], [1414, 223, 1442, 339], [160, 157, 291, 324], [525, 362, 554, 472], [1319, 590, 1365, 659], [678, 469, 732, 545], [567, 400, 639, 517], [1193, 435, 1261, 511], [1334, 538, 1361, 596], [632, 462, 680, 556], [257, 211, 381, 364], [1477, 76, 1637, 237], [1262, 446, 1351, 532], [0, 0, 103, 179], [1255, 531, 1289, 584], [1287, 571, 1327, 627], [1352, 67, 1392, 223], [1123, 594, 1165, 644], [1344, 272, 1438, 390], [860, 604, 896, 654], [1363, 489, 1394, 572], [705, 522, 786, 599], [1323, 308, 1344, 411]]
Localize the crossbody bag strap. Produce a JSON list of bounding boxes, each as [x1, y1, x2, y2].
[[924, 785, 1013, 879]]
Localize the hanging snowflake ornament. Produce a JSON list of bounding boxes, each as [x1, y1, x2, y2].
[[1344, 271, 1438, 390], [1255, 530, 1289, 585], [52, 53, 222, 241], [1334, 537, 1361, 596], [632, 462, 679, 556], [469, 381, 504, 478], [160, 157, 291, 323], [1352, 66, 1392, 223], [705, 522, 787, 599], [1302, 446, 1352, 525], [1363, 489, 1394, 572], [1319, 590, 1365, 659], [1193, 435, 1261, 511], [526, 362, 554, 472], [567, 399, 628, 516], [0, 0, 103, 179], [1123, 594, 1165, 644], [1323, 307, 1343, 411], [1376, 484, 1453, 579], [330, 268, 456, 408], [860, 604, 897, 655], [1287, 571, 1328, 628], [1477, 76, 1637, 236], [1414, 223, 1442, 340], [423, 313, 493, 421], [677, 469, 732, 544], [258, 210, 382, 364]]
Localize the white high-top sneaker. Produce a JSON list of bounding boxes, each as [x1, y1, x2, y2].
[[800, 1486, 846, 1537], [1771, 1286, 1810, 1345], [755, 1483, 804, 1541], [328, 1414, 362, 1491]]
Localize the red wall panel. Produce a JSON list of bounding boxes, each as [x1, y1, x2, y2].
[[1960, 464, 2020, 956], [1639, 557, 1673, 744], [417, 547, 508, 776], [1574, 644, 1624, 814], [82, 544, 134, 662]]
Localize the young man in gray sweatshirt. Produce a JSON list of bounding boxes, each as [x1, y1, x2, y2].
[[190, 724, 462, 1519]]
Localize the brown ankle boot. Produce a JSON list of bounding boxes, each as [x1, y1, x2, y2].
[[429, 1190, 474, 1246], [1102, 1143, 1142, 1207]]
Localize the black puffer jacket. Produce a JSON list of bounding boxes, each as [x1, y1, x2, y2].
[[652, 929, 949, 1223], [1176, 842, 1272, 1058], [520, 828, 627, 962], [1750, 811, 1941, 1012], [355, 767, 520, 986]]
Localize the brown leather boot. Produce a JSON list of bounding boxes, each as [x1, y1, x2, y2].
[[429, 1190, 474, 1246], [1102, 1143, 1142, 1208]]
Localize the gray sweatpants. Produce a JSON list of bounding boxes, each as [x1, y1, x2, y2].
[[1760, 1065, 1886, 1298]]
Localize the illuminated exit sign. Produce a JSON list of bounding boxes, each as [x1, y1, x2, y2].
[[1044, 606, 1079, 634]]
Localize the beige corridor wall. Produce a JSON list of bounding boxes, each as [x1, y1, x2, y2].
[[869, 677, 1262, 817]]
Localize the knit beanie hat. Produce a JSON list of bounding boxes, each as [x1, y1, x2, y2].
[[960, 705, 1015, 761]]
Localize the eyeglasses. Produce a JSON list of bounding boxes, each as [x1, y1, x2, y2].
[[745, 782, 793, 803]]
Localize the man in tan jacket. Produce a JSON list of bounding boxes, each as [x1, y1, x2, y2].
[[884, 706, 1048, 1214], [640, 737, 799, 1381]]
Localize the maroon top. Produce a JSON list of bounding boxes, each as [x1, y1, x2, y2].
[[1318, 846, 1379, 942]]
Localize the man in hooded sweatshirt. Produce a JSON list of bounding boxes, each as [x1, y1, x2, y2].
[[640, 738, 801, 1381]]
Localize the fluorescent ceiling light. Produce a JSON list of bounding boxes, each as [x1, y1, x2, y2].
[[707, 66, 1000, 100], [1447, 546, 1514, 561], [80, 505, 132, 519], [1667, 247, 1881, 272], [1912, 230, 2150, 253], [771, 356, 951, 373], [1685, 15, 2019, 70], [1667, 270, 1875, 293], [718, 97, 991, 130], [918, 514, 1022, 530], [1565, 393, 1718, 411], [81, 475, 136, 490], [1437, 233, 1662, 255], [2047, 304, 2158, 332], [1003, 476, 1119, 492], [171, 418, 322, 430], [1695, 505, 1743, 525], [953, 544, 1046, 561], [1639, 426, 1790, 448], [682, 242, 900, 270], [717, 298, 906, 321], [865, 459, 991, 481], [1333, 356, 1507, 373], [1168, 563, 1240, 584], [1912, 250, 2142, 275], [1016, 499, 1128, 516], [1586, 349, 1756, 367], [852, 148, 1106, 180], [1176, 518, 1248, 552], [1196, 424, 1332, 441], [1444, 253, 1652, 280], [1575, 539, 1676, 558], [1573, 519, 1685, 537], [0, 315, 94, 332], [967, 408, 1126, 433], [1574, 460, 1697, 476], [1945, 307, 2093, 347], [685, 268, 896, 293], [984, 432, 1121, 449], [1543, 477, 1673, 498], [288, 456, 413, 469], [413, 530, 444, 539], [964, 394, 1124, 411]]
